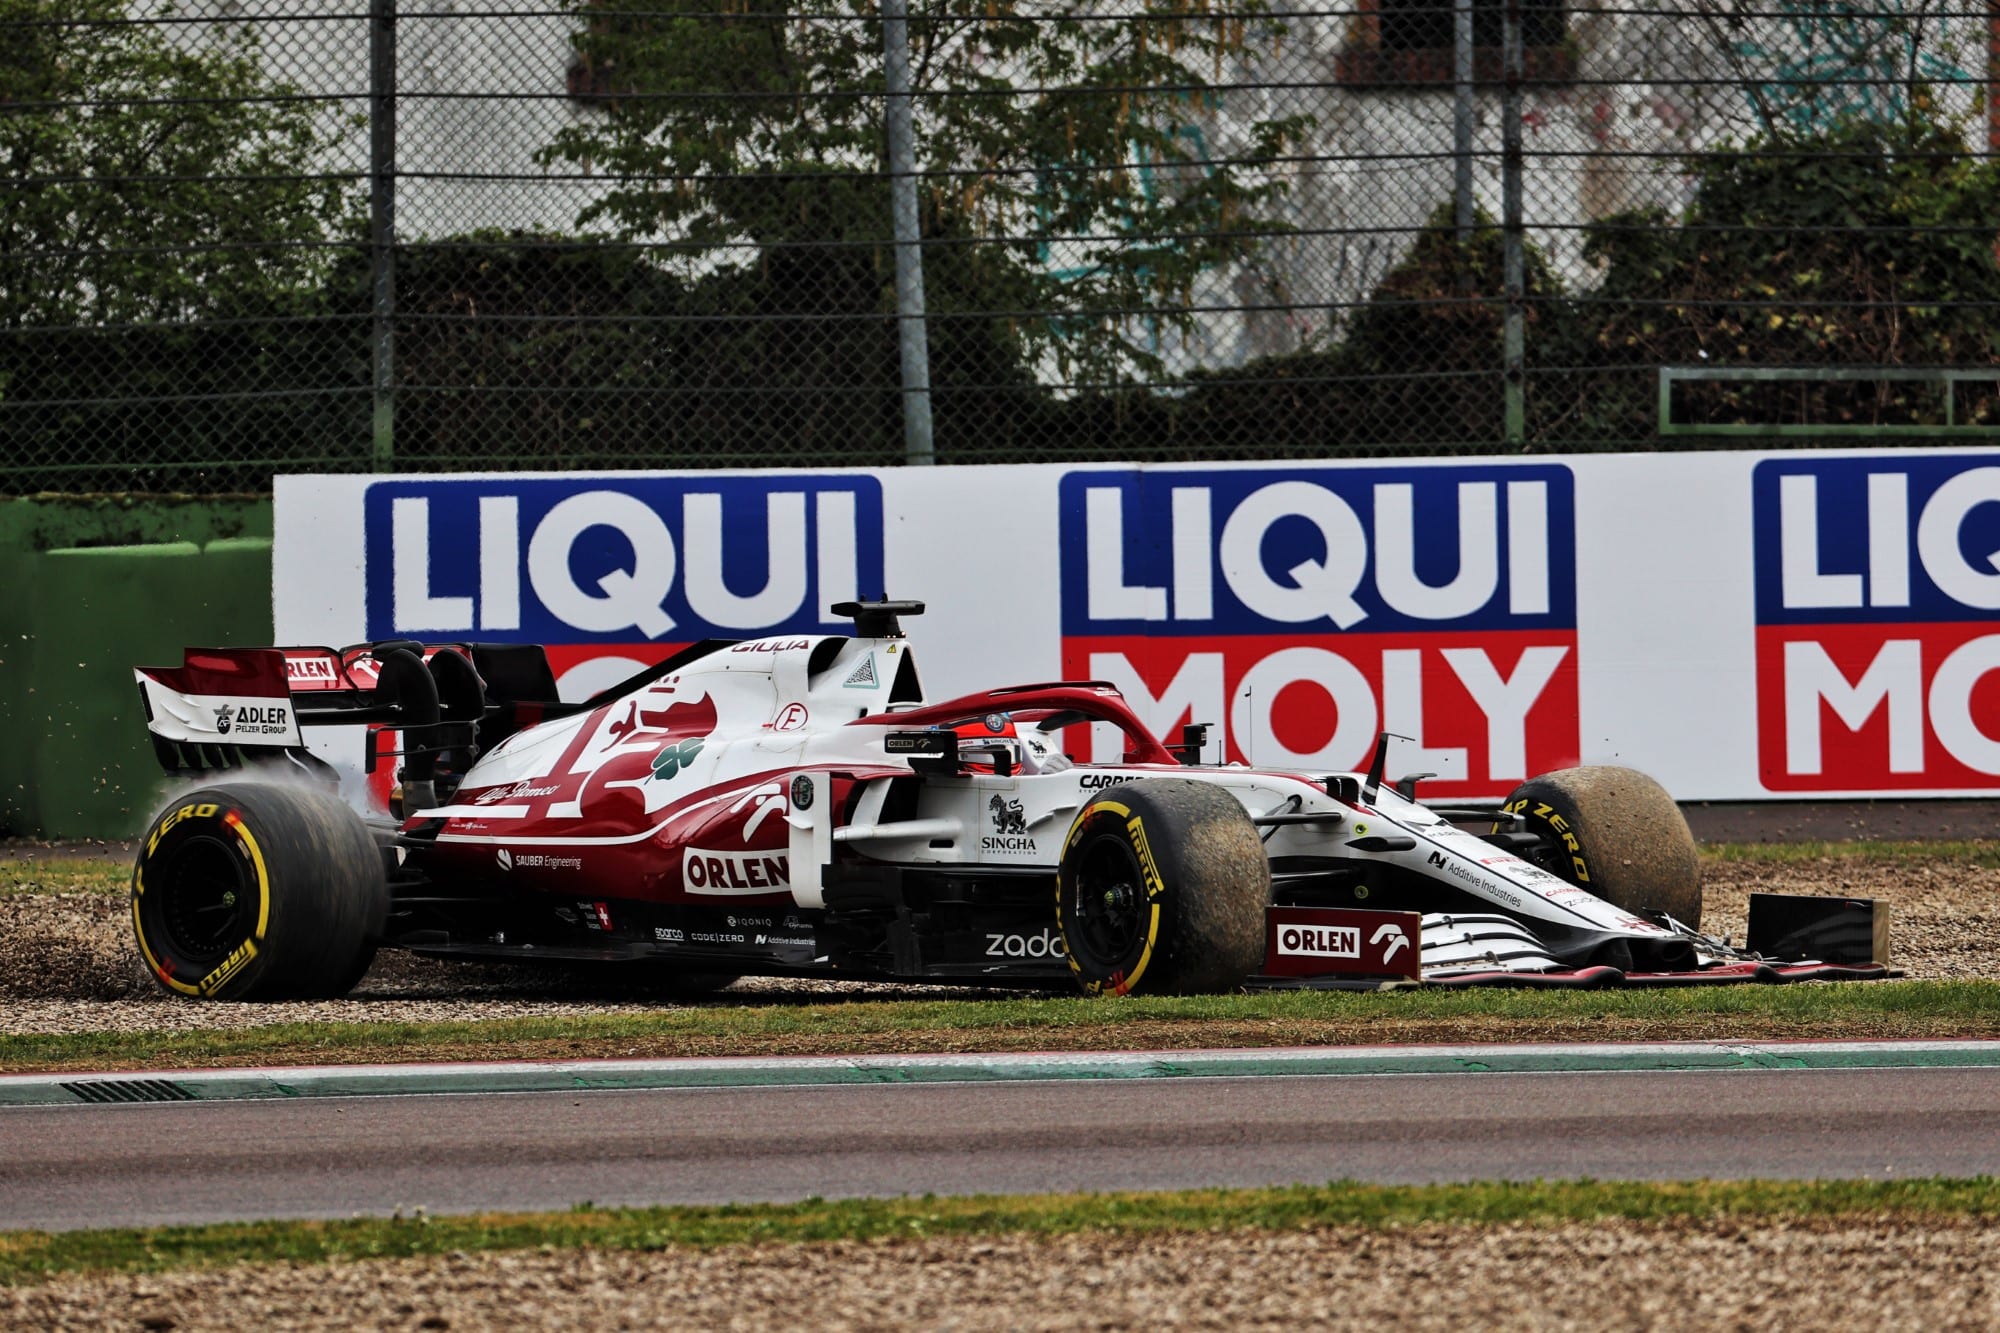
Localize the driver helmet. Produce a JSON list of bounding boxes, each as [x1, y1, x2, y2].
[[953, 713, 1071, 774]]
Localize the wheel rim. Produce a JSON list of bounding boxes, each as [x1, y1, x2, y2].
[[151, 835, 255, 966], [1066, 827, 1149, 971]]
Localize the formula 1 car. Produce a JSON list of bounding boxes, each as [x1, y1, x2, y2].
[[129, 600, 1888, 1001]]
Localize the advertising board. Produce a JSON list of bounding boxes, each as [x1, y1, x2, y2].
[[1056, 464, 1577, 798], [1752, 455, 2000, 792], [359, 474, 883, 698], [274, 448, 2000, 801]]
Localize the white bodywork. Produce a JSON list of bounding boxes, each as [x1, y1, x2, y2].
[[432, 631, 1703, 976], [140, 624, 1715, 982]]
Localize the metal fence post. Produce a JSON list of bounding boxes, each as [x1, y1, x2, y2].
[[881, 0, 935, 466], [1452, 0, 1474, 241], [370, 0, 397, 470], [1500, 0, 1525, 446]]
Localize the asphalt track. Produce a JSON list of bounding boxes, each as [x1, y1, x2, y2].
[[5, 1043, 2000, 1233]]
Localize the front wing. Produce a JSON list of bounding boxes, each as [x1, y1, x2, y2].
[[1246, 901, 1891, 991]]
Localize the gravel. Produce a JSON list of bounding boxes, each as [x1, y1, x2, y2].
[[0, 918, 1025, 1037], [7, 1219, 2000, 1330], [3, 851, 1993, 1037], [1703, 853, 2000, 981]]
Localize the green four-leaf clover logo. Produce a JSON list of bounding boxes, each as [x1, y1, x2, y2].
[[650, 737, 706, 781]]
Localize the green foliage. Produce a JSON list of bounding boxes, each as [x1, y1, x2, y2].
[[0, 0, 355, 326], [355, 234, 693, 468], [0, 0, 362, 487], [1320, 202, 1562, 447], [1121, 116, 2000, 457], [538, 0, 1313, 385], [1152, 204, 1565, 456], [1, 854, 130, 895], [1704, 839, 2000, 869], [371, 228, 1048, 467], [1555, 116, 2000, 440]]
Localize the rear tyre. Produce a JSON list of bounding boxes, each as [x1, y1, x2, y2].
[[1055, 778, 1270, 996], [132, 783, 388, 1001], [1500, 765, 1701, 928]]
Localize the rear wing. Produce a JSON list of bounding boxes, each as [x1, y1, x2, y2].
[[134, 642, 565, 785]]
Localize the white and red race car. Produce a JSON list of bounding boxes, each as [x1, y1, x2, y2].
[[130, 600, 1886, 1001]]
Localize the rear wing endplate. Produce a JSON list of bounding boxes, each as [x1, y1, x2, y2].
[[133, 642, 560, 780]]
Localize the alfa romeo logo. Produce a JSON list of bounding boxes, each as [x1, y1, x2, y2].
[[791, 775, 814, 810]]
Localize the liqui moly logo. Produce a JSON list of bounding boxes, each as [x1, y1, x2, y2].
[[362, 476, 884, 697], [1057, 465, 1579, 797], [1754, 455, 2000, 791]]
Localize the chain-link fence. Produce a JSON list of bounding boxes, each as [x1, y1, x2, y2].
[[3, 0, 1996, 493]]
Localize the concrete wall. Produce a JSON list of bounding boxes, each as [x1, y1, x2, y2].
[[0, 498, 274, 839]]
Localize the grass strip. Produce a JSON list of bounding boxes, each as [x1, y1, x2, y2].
[[1702, 838, 2000, 867], [10, 980, 2000, 1074], [3, 1177, 2000, 1286], [0, 856, 128, 897]]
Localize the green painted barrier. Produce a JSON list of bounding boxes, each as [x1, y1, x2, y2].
[[19, 538, 273, 839], [0, 498, 274, 839], [0, 496, 272, 552], [0, 548, 36, 834]]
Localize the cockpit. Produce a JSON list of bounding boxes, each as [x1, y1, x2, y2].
[[951, 713, 1075, 775]]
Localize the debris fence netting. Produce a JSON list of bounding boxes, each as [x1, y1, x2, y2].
[[4, 0, 1997, 492]]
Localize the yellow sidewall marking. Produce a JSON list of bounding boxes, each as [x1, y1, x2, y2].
[[198, 937, 259, 996], [1062, 798, 1132, 858], [132, 806, 272, 999], [1059, 798, 1163, 997], [1113, 902, 1162, 996], [1059, 799, 1140, 983], [1127, 815, 1165, 901], [1503, 798, 1592, 884], [227, 814, 273, 941], [134, 823, 205, 996], [131, 897, 201, 997]]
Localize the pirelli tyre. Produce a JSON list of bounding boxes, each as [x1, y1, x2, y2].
[[1055, 778, 1271, 996], [1500, 765, 1702, 929], [132, 782, 388, 1001]]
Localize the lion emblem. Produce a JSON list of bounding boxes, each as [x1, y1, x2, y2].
[[988, 794, 1027, 834]]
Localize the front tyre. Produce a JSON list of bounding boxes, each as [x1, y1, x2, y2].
[[1500, 765, 1701, 928], [1055, 778, 1270, 996], [132, 783, 388, 1001]]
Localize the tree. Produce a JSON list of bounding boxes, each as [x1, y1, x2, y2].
[[0, 0, 354, 327], [370, 226, 1052, 469], [0, 0, 359, 488], [1681, 0, 1976, 141], [1142, 205, 1565, 457], [539, 0, 1313, 387], [1555, 115, 2000, 439]]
